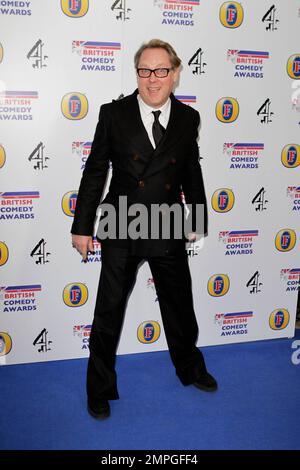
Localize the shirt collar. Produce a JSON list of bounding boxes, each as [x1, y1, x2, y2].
[[137, 94, 171, 117]]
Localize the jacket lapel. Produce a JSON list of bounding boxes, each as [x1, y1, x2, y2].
[[154, 93, 183, 155], [142, 94, 185, 179], [118, 91, 186, 179], [119, 90, 154, 158]]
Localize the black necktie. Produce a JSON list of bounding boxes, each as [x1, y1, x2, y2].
[[152, 110, 165, 147]]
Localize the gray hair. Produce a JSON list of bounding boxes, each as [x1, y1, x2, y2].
[[134, 39, 181, 69]]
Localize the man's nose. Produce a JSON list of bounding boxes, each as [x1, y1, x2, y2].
[[149, 72, 158, 82]]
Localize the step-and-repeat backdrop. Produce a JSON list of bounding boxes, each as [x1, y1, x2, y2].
[[1, 0, 300, 365]]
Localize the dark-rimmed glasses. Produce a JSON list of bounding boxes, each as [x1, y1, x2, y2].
[[136, 68, 173, 78]]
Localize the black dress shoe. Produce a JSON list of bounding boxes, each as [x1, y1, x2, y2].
[[193, 372, 218, 392], [87, 400, 110, 420]]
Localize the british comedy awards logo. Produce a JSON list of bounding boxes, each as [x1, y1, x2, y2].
[[214, 311, 253, 337], [83, 237, 102, 263], [0, 284, 41, 313], [0, 91, 38, 121], [73, 324, 91, 350], [0, 191, 39, 220], [154, 0, 199, 27], [280, 268, 300, 293], [72, 141, 91, 170], [0, 1, 32, 15], [61, 93, 88, 120], [223, 142, 264, 170], [219, 230, 259, 256], [287, 187, 300, 211], [146, 277, 158, 302], [72, 41, 121, 72], [175, 95, 196, 106], [227, 49, 269, 79]]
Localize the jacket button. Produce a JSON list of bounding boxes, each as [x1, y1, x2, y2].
[[133, 154, 139, 161], [170, 158, 176, 164], [165, 183, 171, 190], [138, 180, 145, 188]]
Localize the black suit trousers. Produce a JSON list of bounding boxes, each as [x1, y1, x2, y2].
[[87, 244, 207, 403]]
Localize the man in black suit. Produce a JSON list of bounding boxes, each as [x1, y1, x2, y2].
[[71, 39, 217, 420]]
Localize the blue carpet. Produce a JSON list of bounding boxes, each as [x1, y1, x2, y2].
[[1, 331, 300, 450]]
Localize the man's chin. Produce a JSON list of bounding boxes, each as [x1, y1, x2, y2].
[[143, 94, 163, 108]]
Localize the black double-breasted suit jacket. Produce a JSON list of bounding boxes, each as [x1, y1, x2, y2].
[[71, 90, 207, 257]]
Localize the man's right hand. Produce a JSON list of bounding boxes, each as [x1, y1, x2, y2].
[[71, 234, 94, 261]]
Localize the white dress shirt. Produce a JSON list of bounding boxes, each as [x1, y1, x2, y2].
[[137, 94, 171, 148]]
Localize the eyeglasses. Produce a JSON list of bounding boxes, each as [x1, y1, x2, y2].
[[136, 68, 173, 78]]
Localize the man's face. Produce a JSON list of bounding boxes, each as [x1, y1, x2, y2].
[[137, 48, 179, 108]]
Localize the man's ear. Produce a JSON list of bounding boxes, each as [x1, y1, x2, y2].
[[173, 66, 181, 87]]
